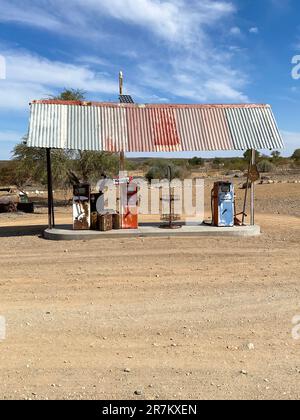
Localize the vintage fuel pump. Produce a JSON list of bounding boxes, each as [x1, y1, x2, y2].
[[211, 182, 235, 227], [73, 184, 91, 230], [116, 176, 138, 229]]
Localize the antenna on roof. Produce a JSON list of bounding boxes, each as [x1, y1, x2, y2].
[[119, 71, 123, 96]]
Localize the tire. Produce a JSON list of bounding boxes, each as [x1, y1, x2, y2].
[[7, 202, 17, 213]]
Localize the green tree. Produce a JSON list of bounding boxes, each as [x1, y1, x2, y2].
[[53, 89, 120, 182], [12, 142, 70, 188], [243, 149, 261, 162], [51, 89, 86, 101], [10, 89, 121, 189], [12, 142, 47, 187], [270, 151, 282, 164], [188, 157, 204, 167], [271, 151, 281, 159], [292, 149, 300, 161], [72, 150, 119, 182]]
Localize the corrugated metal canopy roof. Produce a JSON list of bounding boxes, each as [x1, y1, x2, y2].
[[26, 100, 284, 152]]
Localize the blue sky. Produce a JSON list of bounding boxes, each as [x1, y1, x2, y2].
[[0, 0, 299, 159]]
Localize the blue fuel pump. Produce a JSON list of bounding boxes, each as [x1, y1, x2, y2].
[[211, 182, 235, 227]]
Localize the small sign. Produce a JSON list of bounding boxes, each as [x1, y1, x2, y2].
[[249, 164, 260, 182]]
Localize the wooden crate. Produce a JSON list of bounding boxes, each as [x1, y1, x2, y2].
[[90, 212, 98, 230], [98, 214, 113, 231], [112, 214, 122, 230]]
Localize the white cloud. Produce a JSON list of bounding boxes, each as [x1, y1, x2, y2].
[[230, 26, 241, 36], [0, 49, 118, 109], [249, 27, 259, 34], [0, 0, 249, 109], [204, 80, 247, 101], [77, 0, 235, 46], [0, 81, 46, 110], [7, 50, 117, 92], [0, 1, 62, 30], [137, 48, 249, 103], [0, 0, 235, 46]]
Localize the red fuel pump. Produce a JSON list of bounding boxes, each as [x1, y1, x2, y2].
[[115, 176, 138, 229]]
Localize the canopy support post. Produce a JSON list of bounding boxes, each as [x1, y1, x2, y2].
[[119, 150, 125, 173], [46, 148, 55, 229], [250, 149, 256, 226], [119, 71, 125, 176]]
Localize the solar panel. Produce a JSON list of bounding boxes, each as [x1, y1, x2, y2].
[[119, 95, 134, 104]]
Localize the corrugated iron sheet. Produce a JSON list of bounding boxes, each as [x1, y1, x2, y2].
[[26, 101, 284, 152]]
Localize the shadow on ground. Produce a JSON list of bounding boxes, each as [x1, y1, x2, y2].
[[0, 225, 45, 238]]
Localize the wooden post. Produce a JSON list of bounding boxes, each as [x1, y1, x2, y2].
[[250, 149, 256, 226], [46, 148, 54, 229]]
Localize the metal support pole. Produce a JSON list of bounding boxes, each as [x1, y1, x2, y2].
[[242, 158, 251, 226], [119, 71, 125, 175], [119, 71, 123, 96], [250, 149, 256, 226], [119, 150, 125, 173], [46, 148, 54, 230], [51, 189, 55, 228]]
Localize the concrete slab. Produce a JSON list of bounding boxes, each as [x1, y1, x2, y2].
[[43, 224, 261, 241]]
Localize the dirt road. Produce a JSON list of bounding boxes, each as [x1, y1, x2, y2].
[[0, 183, 300, 400]]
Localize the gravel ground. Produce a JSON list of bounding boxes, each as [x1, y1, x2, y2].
[[0, 183, 299, 400]]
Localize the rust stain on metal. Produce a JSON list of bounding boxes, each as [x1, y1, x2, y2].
[[27, 101, 284, 152], [104, 137, 117, 152], [31, 100, 271, 110], [153, 108, 180, 149]]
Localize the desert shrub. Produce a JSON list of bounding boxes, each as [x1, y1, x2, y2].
[[188, 157, 204, 168], [125, 160, 140, 171], [257, 159, 275, 173], [212, 157, 225, 168], [223, 158, 248, 172], [292, 149, 300, 161], [0, 161, 19, 186], [145, 160, 187, 182], [292, 159, 300, 167]]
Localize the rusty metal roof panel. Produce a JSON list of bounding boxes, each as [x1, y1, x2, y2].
[[171, 107, 234, 151], [27, 101, 284, 152], [225, 106, 283, 150]]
